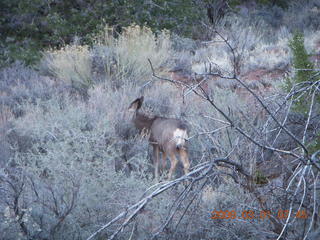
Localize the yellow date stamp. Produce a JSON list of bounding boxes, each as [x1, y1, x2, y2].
[[210, 209, 308, 220]]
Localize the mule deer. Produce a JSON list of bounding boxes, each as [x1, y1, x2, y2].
[[128, 96, 190, 181]]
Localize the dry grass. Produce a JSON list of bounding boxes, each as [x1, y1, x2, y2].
[[41, 25, 172, 92], [96, 25, 172, 83], [243, 41, 291, 73], [192, 40, 232, 75], [191, 24, 292, 78], [41, 45, 92, 90]]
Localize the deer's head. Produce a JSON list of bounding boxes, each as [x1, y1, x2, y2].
[[128, 96, 155, 132], [128, 96, 144, 113]]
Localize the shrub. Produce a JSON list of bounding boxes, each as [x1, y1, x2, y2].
[[286, 31, 318, 112], [0, 93, 153, 239], [0, 62, 57, 121], [94, 25, 172, 85], [41, 45, 92, 99], [41, 25, 172, 93], [284, 31, 320, 154], [289, 32, 315, 84]]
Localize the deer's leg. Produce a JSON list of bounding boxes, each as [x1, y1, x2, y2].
[[179, 148, 190, 176], [162, 151, 167, 171], [153, 145, 160, 181], [168, 152, 178, 180]]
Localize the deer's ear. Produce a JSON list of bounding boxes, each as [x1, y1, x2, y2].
[[128, 96, 144, 111]]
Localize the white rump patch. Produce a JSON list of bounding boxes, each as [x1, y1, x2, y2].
[[173, 128, 188, 146]]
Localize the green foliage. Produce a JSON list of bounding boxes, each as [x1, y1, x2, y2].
[[286, 31, 320, 154], [257, 0, 289, 8], [1, 0, 319, 67], [0, 39, 41, 67], [286, 31, 317, 112], [254, 170, 268, 185], [0, 0, 207, 66], [289, 31, 315, 84]]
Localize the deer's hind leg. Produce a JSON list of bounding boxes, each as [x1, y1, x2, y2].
[[161, 151, 167, 172], [152, 145, 160, 181], [168, 152, 178, 180], [179, 148, 190, 176]]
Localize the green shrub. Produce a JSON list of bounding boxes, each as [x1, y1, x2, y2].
[[286, 31, 318, 112], [289, 32, 315, 84], [286, 31, 320, 153]]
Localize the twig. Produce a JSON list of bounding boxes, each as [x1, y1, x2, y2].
[[303, 171, 318, 240], [302, 89, 316, 145]]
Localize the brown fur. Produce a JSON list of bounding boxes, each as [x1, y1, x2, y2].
[[128, 96, 190, 181]]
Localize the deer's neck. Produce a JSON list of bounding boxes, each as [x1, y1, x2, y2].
[[133, 112, 156, 131]]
